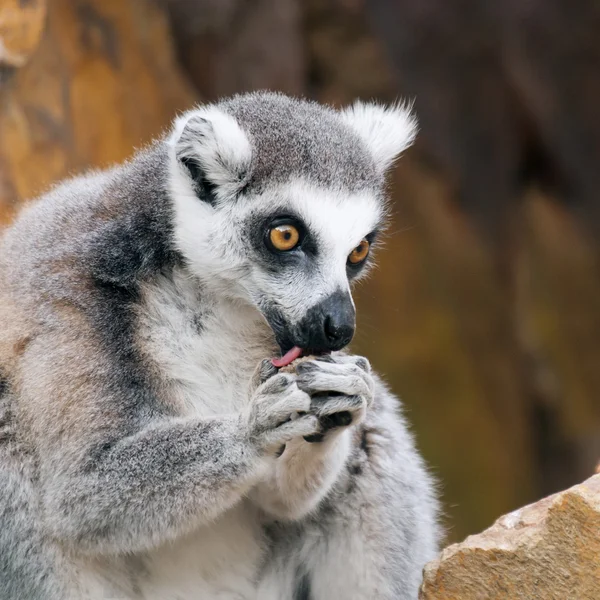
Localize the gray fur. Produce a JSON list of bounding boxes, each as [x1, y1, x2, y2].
[[219, 92, 382, 193], [259, 370, 439, 600], [0, 92, 438, 599]]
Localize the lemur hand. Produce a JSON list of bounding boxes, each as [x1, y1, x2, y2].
[[295, 354, 375, 442], [244, 360, 319, 455]]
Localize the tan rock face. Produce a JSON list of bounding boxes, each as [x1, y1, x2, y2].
[[0, 0, 194, 225], [420, 474, 600, 599], [0, 0, 47, 68]]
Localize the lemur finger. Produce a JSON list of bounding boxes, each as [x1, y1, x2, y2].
[[313, 395, 367, 432], [297, 358, 370, 382], [259, 359, 279, 381], [263, 415, 319, 449], [320, 411, 354, 430], [258, 372, 295, 395], [313, 394, 365, 417], [301, 388, 367, 443], [339, 356, 375, 401], [249, 381, 310, 436], [250, 358, 279, 391], [330, 353, 371, 374], [296, 362, 371, 399], [303, 408, 357, 443], [268, 388, 311, 425]]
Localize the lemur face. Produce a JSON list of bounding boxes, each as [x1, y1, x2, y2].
[[168, 93, 416, 361], [227, 178, 382, 359]]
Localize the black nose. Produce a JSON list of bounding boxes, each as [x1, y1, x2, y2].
[[323, 311, 354, 347], [300, 290, 356, 352]]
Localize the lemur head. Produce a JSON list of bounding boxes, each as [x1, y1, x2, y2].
[[167, 92, 416, 364]]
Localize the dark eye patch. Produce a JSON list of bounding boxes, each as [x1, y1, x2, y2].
[[346, 229, 379, 279], [264, 216, 306, 253], [243, 211, 317, 273]]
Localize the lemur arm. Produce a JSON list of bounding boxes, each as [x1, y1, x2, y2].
[[248, 429, 352, 520], [22, 329, 317, 556], [257, 376, 439, 600], [248, 355, 373, 521]]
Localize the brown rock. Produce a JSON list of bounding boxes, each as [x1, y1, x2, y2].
[[0, 0, 47, 68], [166, 0, 305, 99], [420, 474, 600, 599], [0, 0, 195, 225]]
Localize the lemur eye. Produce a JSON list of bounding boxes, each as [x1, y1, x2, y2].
[[348, 239, 370, 265], [268, 224, 300, 252]]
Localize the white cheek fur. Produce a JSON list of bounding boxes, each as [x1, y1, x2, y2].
[[169, 170, 382, 327]]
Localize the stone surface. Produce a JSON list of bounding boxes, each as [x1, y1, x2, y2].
[[420, 474, 600, 599], [0, 0, 47, 68], [0, 0, 195, 225], [166, 0, 305, 99]]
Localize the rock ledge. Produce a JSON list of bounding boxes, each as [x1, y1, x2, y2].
[[420, 474, 600, 599]]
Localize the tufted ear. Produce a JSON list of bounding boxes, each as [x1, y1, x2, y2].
[[169, 107, 253, 204], [340, 101, 417, 173]]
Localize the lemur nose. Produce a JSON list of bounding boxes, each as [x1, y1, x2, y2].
[[323, 312, 354, 347], [304, 289, 355, 352]]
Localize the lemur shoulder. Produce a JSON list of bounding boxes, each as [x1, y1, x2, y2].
[[0, 92, 439, 599]]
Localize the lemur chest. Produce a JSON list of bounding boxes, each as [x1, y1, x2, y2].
[[142, 504, 266, 600], [74, 504, 266, 600], [136, 273, 274, 416]]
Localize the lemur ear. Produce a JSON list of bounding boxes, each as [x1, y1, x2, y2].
[[169, 107, 252, 204], [340, 101, 417, 173]]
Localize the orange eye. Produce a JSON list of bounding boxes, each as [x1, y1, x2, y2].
[[269, 224, 300, 251], [348, 239, 370, 264]]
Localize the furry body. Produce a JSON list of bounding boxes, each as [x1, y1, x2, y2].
[[0, 93, 438, 599]]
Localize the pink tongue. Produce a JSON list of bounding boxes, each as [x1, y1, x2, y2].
[[272, 346, 303, 368]]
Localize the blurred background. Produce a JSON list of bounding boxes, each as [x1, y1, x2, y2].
[[1, 0, 599, 543]]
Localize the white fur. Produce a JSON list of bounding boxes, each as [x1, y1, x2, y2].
[[138, 504, 266, 600], [169, 106, 253, 202], [168, 174, 381, 327], [250, 429, 352, 520], [341, 101, 417, 171], [136, 268, 274, 417]]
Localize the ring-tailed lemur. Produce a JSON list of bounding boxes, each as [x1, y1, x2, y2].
[[0, 92, 439, 599]]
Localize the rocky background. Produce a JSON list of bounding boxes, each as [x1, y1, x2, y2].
[[1, 0, 599, 546]]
